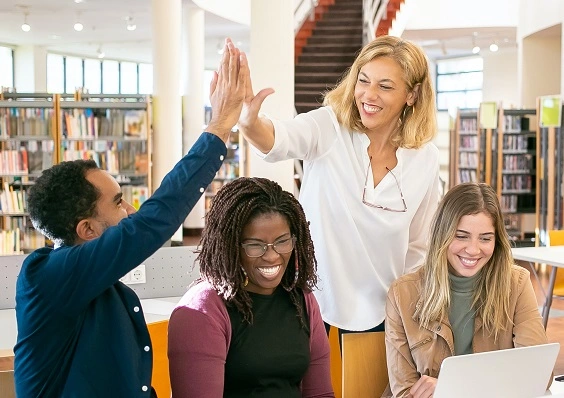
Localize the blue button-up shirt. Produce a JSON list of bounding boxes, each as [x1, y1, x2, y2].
[[14, 133, 226, 397]]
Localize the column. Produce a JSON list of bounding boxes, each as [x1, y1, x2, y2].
[[248, 0, 295, 193], [14, 45, 47, 92], [151, 0, 183, 241], [181, 5, 207, 229]]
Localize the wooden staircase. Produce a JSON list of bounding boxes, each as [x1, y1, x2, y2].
[[294, 0, 404, 115], [294, 0, 363, 114]]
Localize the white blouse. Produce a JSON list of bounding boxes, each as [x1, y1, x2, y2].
[[255, 106, 440, 330]]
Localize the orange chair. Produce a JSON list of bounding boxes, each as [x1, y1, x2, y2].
[[548, 230, 564, 296], [147, 320, 170, 398], [341, 331, 388, 397]]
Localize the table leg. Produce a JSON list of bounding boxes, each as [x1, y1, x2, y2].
[[542, 266, 558, 329]]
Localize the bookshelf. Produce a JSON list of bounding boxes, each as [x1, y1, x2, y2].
[[59, 99, 152, 209], [536, 102, 564, 246], [496, 108, 537, 247], [452, 109, 482, 184], [0, 93, 153, 254], [204, 128, 245, 213], [0, 96, 57, 254]]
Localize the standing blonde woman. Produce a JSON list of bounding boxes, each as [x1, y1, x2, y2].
[[236, 35, 440, 336], [385, 183, 548, 398]]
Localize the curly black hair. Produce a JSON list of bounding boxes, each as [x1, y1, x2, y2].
[[198, 177, 318, 326], [28, 159, 100, 246]]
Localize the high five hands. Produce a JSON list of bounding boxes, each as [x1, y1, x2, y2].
[[207, 38, 249, 143]]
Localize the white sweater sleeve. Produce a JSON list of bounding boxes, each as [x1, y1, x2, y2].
[[253, 107, 340, 162], [405, 147, 440, 273]]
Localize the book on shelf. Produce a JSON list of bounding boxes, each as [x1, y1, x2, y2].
[[0, 107, 54, 138], [124, 110, 147, 139]]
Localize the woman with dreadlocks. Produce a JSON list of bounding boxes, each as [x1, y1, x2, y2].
[[168, 177, 334, 397]]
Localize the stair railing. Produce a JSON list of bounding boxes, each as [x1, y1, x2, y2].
[[363, 0, 387, 43], [294, 0, 319, 34]]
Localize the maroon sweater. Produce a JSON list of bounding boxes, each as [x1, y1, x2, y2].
[[168, 281, 334, 397]]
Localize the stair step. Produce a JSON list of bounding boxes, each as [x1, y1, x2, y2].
[[295, 103, 324, 115], [298, 54, 357, 63], [301, 44, 362, 54], [329, 4, 364, 10], [313, 26, 363, 33], [307, 36, 362, 45], [296, 63, 351, 74], [315, 18, 363, 28], [295, 72, 344, 84], [295, 82, 337, 90], [295, 92, 326, 103], [322, 10, 363, 19]]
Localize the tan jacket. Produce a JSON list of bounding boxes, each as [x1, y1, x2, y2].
[[384, 265, 548, 397]]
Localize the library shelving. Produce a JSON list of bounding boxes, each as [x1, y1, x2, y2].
[[0, 92, 153, 255], [0, 95, 57, 254], [536, 103, 564, 246], [451, 109, 483, 185], [204, 128, 245, 213], [495, 108, 537, 247]]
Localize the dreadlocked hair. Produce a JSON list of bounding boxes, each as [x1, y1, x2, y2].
[[197, 177, 318, 327]]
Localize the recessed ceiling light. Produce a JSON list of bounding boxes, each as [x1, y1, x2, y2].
[[74, 22, 84, 31], [489, 43, 499, 52], [50, 35, 61, 40], [74, 0, 85, 3]]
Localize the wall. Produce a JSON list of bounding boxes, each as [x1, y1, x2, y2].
[[406, 0, 517, 30], [191, 0, 250, 25], [482, 48, 519, 108], [521, 31, 561, 108]]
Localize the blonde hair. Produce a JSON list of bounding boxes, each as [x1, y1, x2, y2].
[[414, 183, 514, 340], [323, 35, 436, 149]]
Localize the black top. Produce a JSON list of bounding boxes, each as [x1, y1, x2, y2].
[[225, 288, 311, 397]]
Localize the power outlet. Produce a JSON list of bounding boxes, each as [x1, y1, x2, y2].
[[121, 264, 147, 285]]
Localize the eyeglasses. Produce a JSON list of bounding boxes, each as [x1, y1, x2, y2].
[[362, 158, 407, 212], [241, 236, 296, 258]]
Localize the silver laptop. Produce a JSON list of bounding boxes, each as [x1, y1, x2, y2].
[[434, 343, 560, 398]]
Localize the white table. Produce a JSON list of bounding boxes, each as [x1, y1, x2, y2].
[[512, 246, 564, 328]]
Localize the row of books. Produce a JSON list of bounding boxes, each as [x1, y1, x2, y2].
[[458, 152, 479, 168], [501, 175, 533, 192], [0, 228, 22, 255], [503, 135, 529, 151], [502, 154, 533, 171], [459, 135, 479, 150], [216, 163, 239, 180], [501, 195, 518, 213], [0, 182, 26, 213], [121, 185, 149, 210], [62, 109, 147, 139], [458, 170, 478, 183], [61, 149, 121, 174], [0, 108, 54, 138], [503, 115, 531, 132], [460, 118, 478, 132]]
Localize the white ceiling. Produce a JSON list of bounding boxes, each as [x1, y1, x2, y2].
[[0, 0, 518, 68], [0, 0, 249, 69]]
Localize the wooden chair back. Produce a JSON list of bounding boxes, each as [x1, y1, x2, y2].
[[147, 320, 170, 398], [548, 230, 564, 296], [0, 370, 15, 398], [341, 331, 388, 397]]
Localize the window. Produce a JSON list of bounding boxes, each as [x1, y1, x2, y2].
[[138, 63, 153, 94], [120, 62, 138, 94], [65, 56, 83, 94], [436, 57, 483, 111], [84, 59, 102, 94], [102, 60, 119, 94], [47, 54, 64, 93], [0, 46, 14, 89]]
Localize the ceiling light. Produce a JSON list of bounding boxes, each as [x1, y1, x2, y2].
[[489, 43, 499, 52], [74, 21, 83, 31], [471, 35, 479, 54], [97, 46, 105, 59], [472, 46, 480, 54], [125, 16, 136, 31], [20, 8, 31, 32]]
